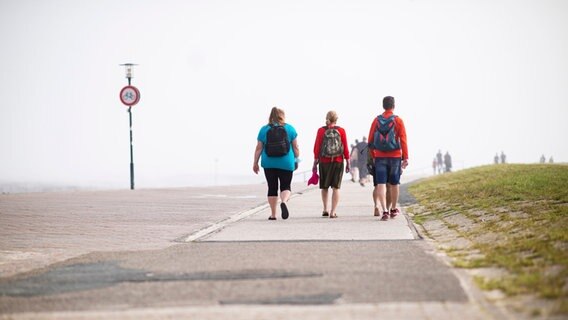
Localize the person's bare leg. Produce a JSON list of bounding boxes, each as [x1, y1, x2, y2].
[[280, 190, 291, 203], [388, 183, 400, 217], [373, 186, 380, 216], [279, 189, 292, 219], [268, 196, 278, 218], [330, 188, 340, 217], [374, 184, 387, 213], [386, 186, 392, 211], [389, 184, 399, 209], [321, 188, 329, 214]]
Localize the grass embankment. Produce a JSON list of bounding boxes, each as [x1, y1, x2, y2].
[[408, 164, 568, 315]]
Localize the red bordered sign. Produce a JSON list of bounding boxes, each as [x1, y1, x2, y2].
[[119, 86, 141, 106]]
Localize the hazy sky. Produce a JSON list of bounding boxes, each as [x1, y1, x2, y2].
[[1, 0, 567, 189]]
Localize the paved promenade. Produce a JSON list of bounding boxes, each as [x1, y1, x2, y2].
[[0, 179, 504, 319]]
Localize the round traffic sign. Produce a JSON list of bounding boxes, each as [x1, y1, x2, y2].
[[119, 86, 141, 106]]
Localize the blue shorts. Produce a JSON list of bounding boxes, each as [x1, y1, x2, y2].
[[373, 158, 402, 185]]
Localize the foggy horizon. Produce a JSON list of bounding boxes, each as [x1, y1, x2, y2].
[[1, 0, 567, 191]]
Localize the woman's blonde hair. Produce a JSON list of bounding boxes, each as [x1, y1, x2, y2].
[[268, 107, 285, 125], [325, 110, 338, 126]]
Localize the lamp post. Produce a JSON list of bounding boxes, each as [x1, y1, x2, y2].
[[119, 63, 140, 190]]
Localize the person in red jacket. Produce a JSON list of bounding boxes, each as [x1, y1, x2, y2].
[[367, 96, 408, 221], [312, 111, 350, 218]]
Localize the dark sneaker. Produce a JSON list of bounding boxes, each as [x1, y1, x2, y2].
[[390, 208, 400, 218], [381, 212, 389, 221], [281, 202, 289, 220], [322, 211, 329, 217]]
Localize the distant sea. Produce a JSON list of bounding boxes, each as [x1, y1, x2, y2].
[[0, 173, 269, 194], [1, 169, 431, 194]]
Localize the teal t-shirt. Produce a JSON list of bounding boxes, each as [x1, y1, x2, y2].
[[258, 123, 298, 171]]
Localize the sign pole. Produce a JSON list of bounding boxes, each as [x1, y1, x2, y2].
[[119, 63, 140, 190], [129, 105, 134, 190], [127, 73, 135, 190]]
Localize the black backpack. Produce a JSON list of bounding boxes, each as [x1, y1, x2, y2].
[[265, 124, 290, 157]]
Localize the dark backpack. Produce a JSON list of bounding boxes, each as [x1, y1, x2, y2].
[[320, 126, 344, 158], [265, 124, 290, 157], [371, 115, 400, 151]]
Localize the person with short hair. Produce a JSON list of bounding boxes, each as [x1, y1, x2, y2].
[[367, 96, 409, 221], [312, 111, 350, 218], [253, 107, 300, 220]]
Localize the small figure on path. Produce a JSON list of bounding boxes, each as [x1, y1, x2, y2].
[[436, 150, 443, 174], [357, 137, 369, 186], [253, 107, 300, 220], [367, 96, 409, 221], [549, 156, 554, 164], [494, 153, 499, 164], [349, 143, 360, 182], [432, 157, 437, 175], [540, 154, 546, 163], [312, 110, 350, 218], [444, 151, 452, 172], [500, 151, 507, 164]]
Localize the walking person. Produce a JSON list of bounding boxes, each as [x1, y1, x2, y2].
[[500, 151, 507, 164], [432, 157, 437, 175], [436, 150, 443, 174], [312, 111, 350, 218], [253, 107, 300, 220], [349, 144, 360, 182], [367, 96, 409, 221], [444, 151, 452, 172], [357, 137, 369, 186]]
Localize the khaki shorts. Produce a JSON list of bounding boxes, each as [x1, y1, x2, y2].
[[319, 162, 344, 189]]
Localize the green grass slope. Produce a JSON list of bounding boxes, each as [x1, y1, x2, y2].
[[408, 164, 567, 315]]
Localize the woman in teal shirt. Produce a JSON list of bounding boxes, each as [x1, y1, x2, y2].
[[253, 107, 299, 220]]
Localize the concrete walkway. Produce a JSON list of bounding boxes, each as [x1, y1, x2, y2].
[[0, 180, 505, 319], [198, 181, 417, 242]]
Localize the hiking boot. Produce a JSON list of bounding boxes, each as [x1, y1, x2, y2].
[[390, 208, 400, 218], [381, 212, 389, 221]]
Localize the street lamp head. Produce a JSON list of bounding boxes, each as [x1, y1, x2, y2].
[[120, 63, 138, 79]]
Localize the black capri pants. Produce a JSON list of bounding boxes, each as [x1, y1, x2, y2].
[[263, 168, 293, 197]]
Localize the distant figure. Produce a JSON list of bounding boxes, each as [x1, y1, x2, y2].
[[549, 156, 554, 164], [357, 137, 369, 186], [444, 151, 452, 172], [253, 106, 299, 220], [350, 144, 360, 182], [500, 151, 507, 164], [436, 150, 443, 174], [432, 158, 438, 175], [312, 110, 350, 219], [368, 96, 409, 221], [494, 153, 499, 164], [540, 154, 546, 164]]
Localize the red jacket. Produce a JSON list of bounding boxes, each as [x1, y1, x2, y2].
[[313, 126, 350, 163], [367, 110, 408, 160]]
